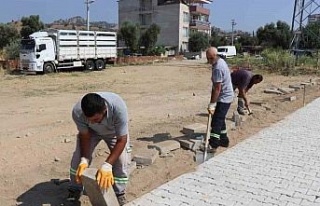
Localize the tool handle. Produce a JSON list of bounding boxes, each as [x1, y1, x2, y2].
[[203, 113, 212, 161]]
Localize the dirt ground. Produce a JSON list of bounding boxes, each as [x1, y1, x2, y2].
[[0, 59, 319, 206]]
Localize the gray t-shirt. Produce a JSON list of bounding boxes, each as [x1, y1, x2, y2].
[[72, 92, 128, 137], [211, 58, 234, 103]]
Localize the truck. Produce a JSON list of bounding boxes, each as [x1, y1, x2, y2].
[[20, 29, 117, 73], [217, 46, 236, 59]]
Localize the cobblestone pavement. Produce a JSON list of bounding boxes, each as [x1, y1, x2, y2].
[[126, 98, 320, 206]]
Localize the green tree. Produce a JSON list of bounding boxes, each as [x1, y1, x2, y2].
[[301, 22, 320, 49], [140, 24, 161, 55], [20, 15, 45, 38], [118, 21, 140, 53], [4, 39, 20, 59], [256, 21, 291, 49], [209, 29, 226, 47], [0, 24, 20, 49], [189, 31, 209, 52]]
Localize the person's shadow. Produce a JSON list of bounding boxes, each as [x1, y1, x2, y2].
[[16, 179, 79, 206]]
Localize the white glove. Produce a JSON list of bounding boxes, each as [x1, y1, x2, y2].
[[207, 103, 216, 114]]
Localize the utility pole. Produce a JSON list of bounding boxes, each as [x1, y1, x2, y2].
[[85, 0, 95, 31], [231, 19, 236, 46]]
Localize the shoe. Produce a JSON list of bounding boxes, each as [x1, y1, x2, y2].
[[66, 188, 82, 202], [237, 108, 246, 115], [220, 136, 229, 147], [117, 194, 127, 206], [209, 137, 220, 149]]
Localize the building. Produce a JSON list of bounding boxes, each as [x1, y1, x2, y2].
[[308, 14, 320, 24], [118, 0, 212, 54]]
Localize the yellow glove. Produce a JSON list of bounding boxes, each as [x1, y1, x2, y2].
[[96, 162, 114, 190], [75, 157, 89, 184]]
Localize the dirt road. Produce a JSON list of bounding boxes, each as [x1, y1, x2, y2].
[[0, 59, 319, 205]]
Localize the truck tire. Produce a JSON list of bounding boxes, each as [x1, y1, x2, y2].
[[43, 62, 55, 74], [85, 60, 95, 71], [95, 59, 105, 71]]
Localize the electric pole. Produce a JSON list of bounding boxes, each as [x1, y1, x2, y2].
[[231, 19, 236, 46], [85, 0, 95, 31]]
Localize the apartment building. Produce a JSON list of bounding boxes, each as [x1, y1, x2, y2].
[[118, 0, 212, 54]]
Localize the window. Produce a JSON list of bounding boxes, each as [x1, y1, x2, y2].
[[140, 14, 152, 26], [182, 27, 189, 37], [37, 44, 46, 52], [183, 12, 189, 23]]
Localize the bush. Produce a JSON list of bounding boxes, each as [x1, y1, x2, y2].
[[4, 40, 20, 60]]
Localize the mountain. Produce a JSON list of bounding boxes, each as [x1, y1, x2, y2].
[[47, 16, 117, 31]]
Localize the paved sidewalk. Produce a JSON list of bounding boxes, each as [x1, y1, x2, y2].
[[126, 98, 320, 206]]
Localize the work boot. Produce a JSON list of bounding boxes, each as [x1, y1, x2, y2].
[[66, 188, 82, 202], [117, 194, 127, 206], [209, 137, 220, 149], [219, 136, 229, 147]]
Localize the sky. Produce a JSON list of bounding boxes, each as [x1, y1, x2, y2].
[[0, 0, 294, 32]]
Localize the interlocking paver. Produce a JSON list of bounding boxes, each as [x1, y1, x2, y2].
[[125, 98, 320, 206]]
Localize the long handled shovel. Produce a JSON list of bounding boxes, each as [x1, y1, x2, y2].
[[203, 112, 212, 162]]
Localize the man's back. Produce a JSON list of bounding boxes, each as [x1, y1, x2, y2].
[[231, 69, 253, 90]]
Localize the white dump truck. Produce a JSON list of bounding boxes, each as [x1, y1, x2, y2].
[[20, 29, 117, 73]]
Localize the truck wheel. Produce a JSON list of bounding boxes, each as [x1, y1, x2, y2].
[[43, 62, 55, 74], [85, 60, 95, 71], [95, 59, 105, 71]]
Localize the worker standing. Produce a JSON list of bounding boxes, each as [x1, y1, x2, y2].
[[206, 47, 234, 150], [231, 69, 263, 115], [67, 92, 131, 206]]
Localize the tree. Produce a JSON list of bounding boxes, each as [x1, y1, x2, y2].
[[189, 31, 209, 52], [256, 21, 291, 49], [301, 22, 320, 49], [140, 24, 161, 55], [4, 39, 20, 59], [118, 21, 140, 53], [0, 24, 20, 49], [20, 15, 45, 38]]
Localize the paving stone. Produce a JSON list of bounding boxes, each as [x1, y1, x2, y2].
[[82, 168, 119, 206], [250, 100, 264, 106], [182, 123, 207, 135], [179, 139, 203, 151], [148, 140, 180, 155], [264, 88, 284, 95], [278, 87, 295, 94], [286, 96, 297, 101], [289, 84, 304, 90], [132, 150, 158, 166], [232, 111, 241, 126], [125, 98, 320, 206]]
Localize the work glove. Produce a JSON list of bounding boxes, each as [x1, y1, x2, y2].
[[75, 157, 89, 184], [96, 162, 114, 190], [207, 103, 216, 114]]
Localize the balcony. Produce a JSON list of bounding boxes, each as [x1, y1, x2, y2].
[[189, 20, 210, 30], [189, 5, 210, 15]]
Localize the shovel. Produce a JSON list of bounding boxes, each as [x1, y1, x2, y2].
[[203, 112, 212, 162]]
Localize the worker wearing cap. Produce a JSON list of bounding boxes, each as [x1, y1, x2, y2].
[[68, 92, 131, 206], [206, 47, 234, 150], [231, 69, 263, 115]]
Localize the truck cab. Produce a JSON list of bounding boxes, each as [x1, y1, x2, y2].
[[20, 32, 56, 73]]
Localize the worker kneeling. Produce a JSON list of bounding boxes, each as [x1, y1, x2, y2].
[[68, 92, 131, 206]]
